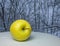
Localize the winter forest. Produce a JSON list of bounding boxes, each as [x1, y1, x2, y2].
[[0, 0, 60, 37]]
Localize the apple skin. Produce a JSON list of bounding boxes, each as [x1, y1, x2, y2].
[[10, 19, 32, 41]]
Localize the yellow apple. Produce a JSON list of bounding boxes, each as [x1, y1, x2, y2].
[[10, 19, 32, 41]]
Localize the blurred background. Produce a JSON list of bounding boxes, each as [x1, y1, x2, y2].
[[0, 0, 60, 37]]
